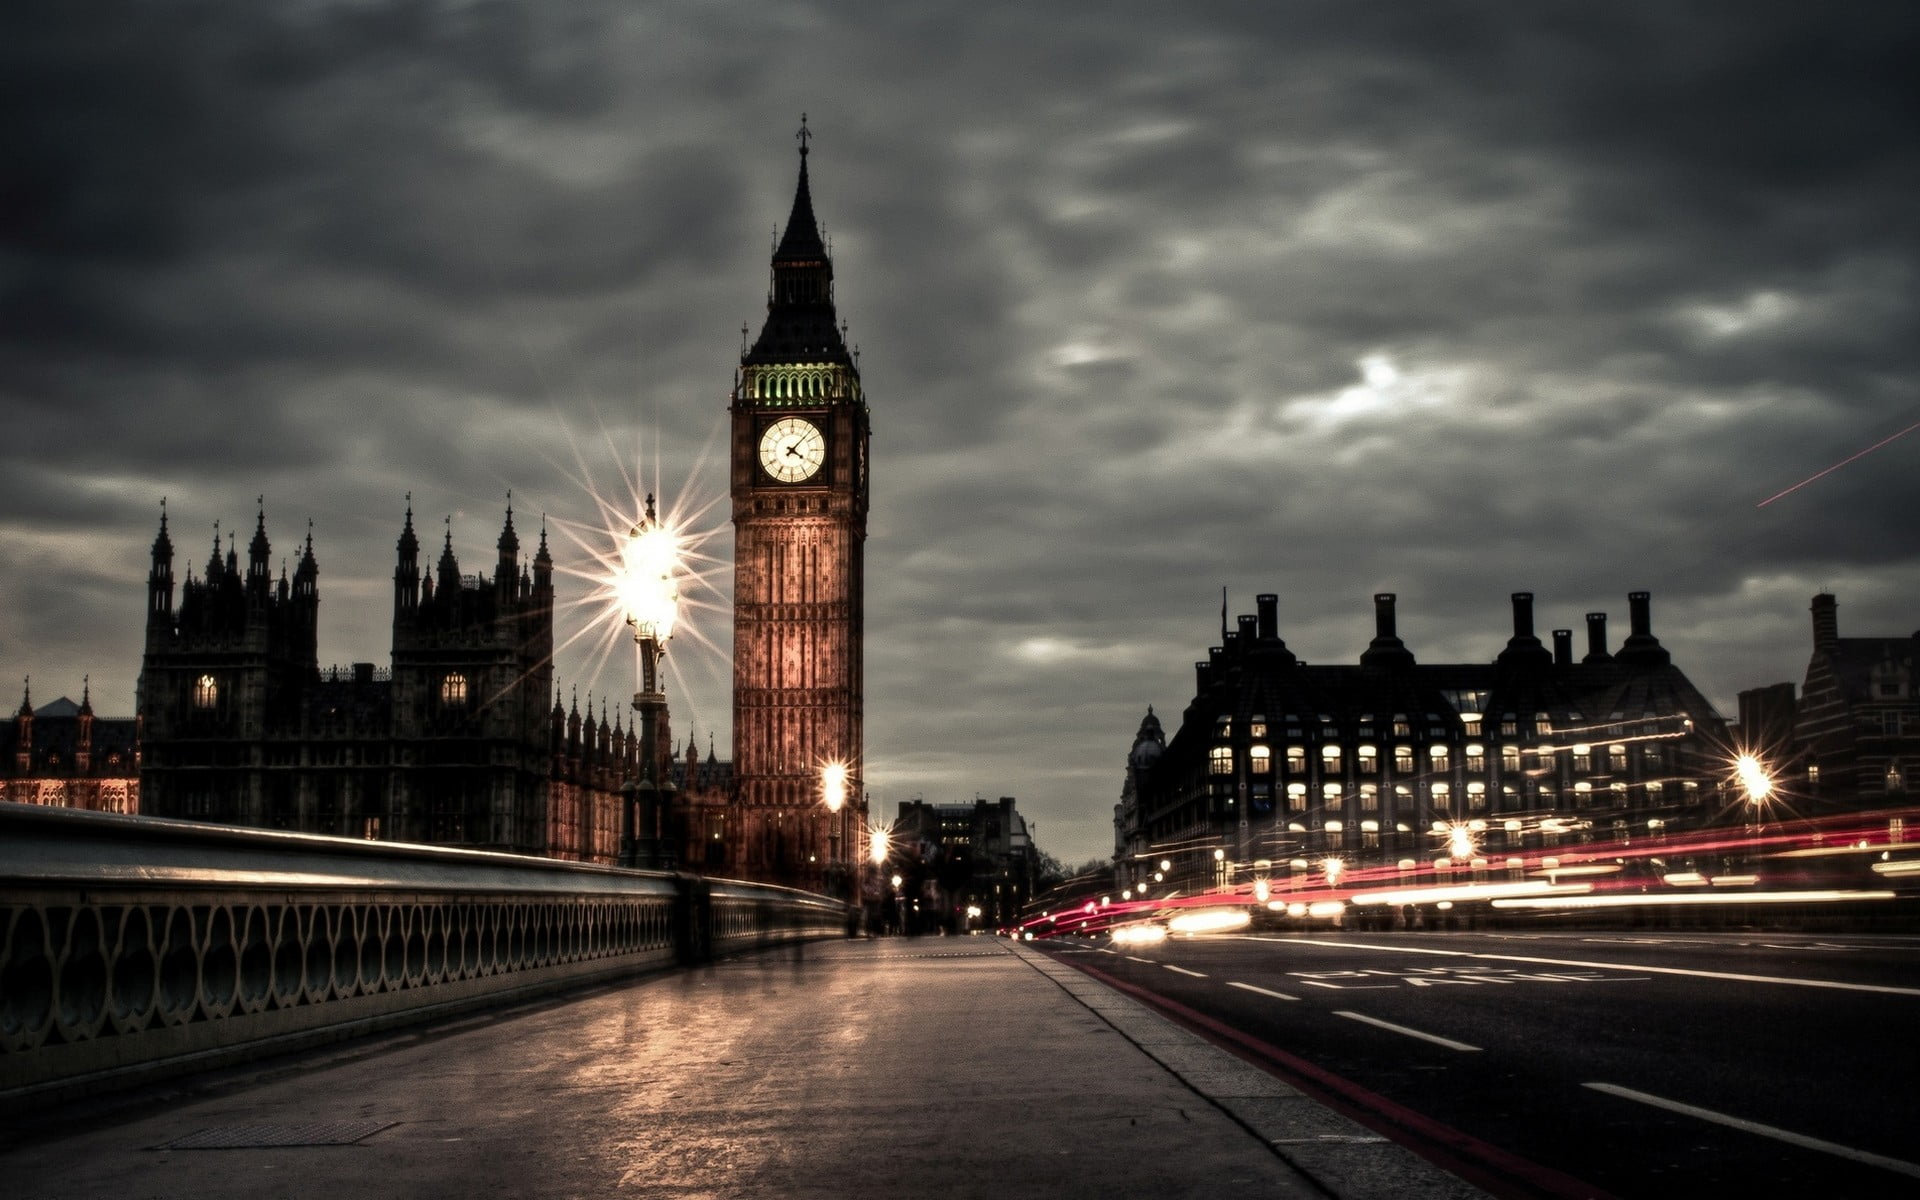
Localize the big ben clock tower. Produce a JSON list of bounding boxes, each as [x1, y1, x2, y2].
[[730, 121, 870, 890]]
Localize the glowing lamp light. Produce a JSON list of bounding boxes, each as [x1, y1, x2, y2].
[[619, 516, 681, 639], [868, 826, 888, 865], [1447, 824, 1477, 860], [1321, 857, 1344, 887], [1253, 878, 1271, 902], [1736, 754, 1774, 803], [822, 761, 849, 813]]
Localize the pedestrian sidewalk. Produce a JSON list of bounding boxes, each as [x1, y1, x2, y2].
[[2, 936, 1483, 1199]]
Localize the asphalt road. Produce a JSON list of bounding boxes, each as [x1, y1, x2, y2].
[[1037, 927, 1920, 1199]]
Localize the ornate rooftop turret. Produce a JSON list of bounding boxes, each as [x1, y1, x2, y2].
[[744, 115, 852, 368]]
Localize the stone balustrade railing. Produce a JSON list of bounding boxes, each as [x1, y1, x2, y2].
[[0, 803, 844, 1111]]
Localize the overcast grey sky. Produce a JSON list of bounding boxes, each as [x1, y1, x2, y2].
[[5, 2, 1917, 865]]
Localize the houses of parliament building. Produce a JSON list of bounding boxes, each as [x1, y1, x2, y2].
[[4, 129, 867, 885]]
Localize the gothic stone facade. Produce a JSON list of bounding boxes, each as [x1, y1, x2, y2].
[[1123, 591, 1733, 894], [728, 132, 871, 889], [138, 503, 642, 861], [1, 685, 139, 813]]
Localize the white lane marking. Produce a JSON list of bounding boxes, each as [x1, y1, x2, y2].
[[1126, 956, 1156, 964], [1243, 936, 1920, 997], [1227, 981, 1300, 1002], [1164, 964, 1207, 978], [1296, 979, 1397, 990], [1584, 1082, 1920, 1179], [1334, 1010, 1481, 1052]]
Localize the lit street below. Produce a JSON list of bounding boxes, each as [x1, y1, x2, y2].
[[2, 939, 1362, 1200], [1038, 927, 1920, 1198]]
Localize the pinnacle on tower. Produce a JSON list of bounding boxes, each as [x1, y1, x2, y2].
[[745, 116, 850, 367]]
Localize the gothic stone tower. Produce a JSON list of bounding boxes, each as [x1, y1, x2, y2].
[[388, 502, 555, 852], [730, 126, 871, 888], [139, 502, 321, 825]]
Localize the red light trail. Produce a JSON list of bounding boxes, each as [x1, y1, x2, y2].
[[1756, 416, 1920, 508]]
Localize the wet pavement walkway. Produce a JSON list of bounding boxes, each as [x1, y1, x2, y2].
[[2, 937, 1483, 1199]]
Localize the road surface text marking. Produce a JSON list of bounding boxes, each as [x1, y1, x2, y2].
[[1335, 1010, 1481, 1052], [1252, 937, 1920, 997], [1226, 981, 1300, 1002], [1584, 1082, 1920, 1179], [1284, 965, 1642, 989]]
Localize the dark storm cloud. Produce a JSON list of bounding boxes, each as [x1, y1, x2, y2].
[[4, 0, 1918, 863]]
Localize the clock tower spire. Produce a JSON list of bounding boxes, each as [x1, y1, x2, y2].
[[730, 120, 871, 893]]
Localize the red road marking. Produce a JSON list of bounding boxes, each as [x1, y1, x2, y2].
[[1057, 954, 1617, 1200]]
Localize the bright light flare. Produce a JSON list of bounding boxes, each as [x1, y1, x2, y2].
[[619, 518, 682, 639], [1321, 857, 1345, 887], [867, 824, 889, 866], [1446, 823, 1478, 860], [1166, 908, 1251, 935], [1734, 754, 1774, 803], [821, 761, 848, 813]]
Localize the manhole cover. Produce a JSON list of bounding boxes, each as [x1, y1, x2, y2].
[[156, 1119, 397, 1150]]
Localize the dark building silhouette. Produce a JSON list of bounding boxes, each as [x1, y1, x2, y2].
[[137, 500, 639, 859], [0, 681, 139, 812], [1758, 593, 1919, 814], [889, 797, 1035, 932], [1120, 591, 1734, 892], [729, 124, 871, 888]]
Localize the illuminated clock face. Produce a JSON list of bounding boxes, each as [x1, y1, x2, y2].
[[759, 417, 826, 483]]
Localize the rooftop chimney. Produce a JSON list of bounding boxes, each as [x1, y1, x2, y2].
[[1552, 629, 1573, 667], [1614, 591, 1670, 667], [1584, 612, 1611, 663], [1497, 592, 1552, 667], [1360, 592, 1415, 669], [1811, 593, 1838, 654], [1256, 594, 1278, 641]]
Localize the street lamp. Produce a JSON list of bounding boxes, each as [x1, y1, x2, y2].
[[1735, 752, 1775, 857], [619, 493, 680, 869], [821, 761, 848, 898]]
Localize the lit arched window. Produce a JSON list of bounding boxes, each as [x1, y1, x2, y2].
[[193, 675, 219, 710], [441, 673, 468, 706]]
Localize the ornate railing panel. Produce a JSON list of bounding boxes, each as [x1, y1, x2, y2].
[[0, 804, 844, 1109]]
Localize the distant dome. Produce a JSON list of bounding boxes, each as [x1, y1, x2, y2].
[[1128, 706, 1165, 768]]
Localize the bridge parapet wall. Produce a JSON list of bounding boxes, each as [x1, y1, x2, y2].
[[0, 803, 843, 1110]]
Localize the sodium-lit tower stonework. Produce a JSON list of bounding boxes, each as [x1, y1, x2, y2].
[[729, 123, 870, 890]]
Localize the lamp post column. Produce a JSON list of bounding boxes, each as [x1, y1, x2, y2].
[[619, 492, 680, 870], [632, 633, 664, 868]]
